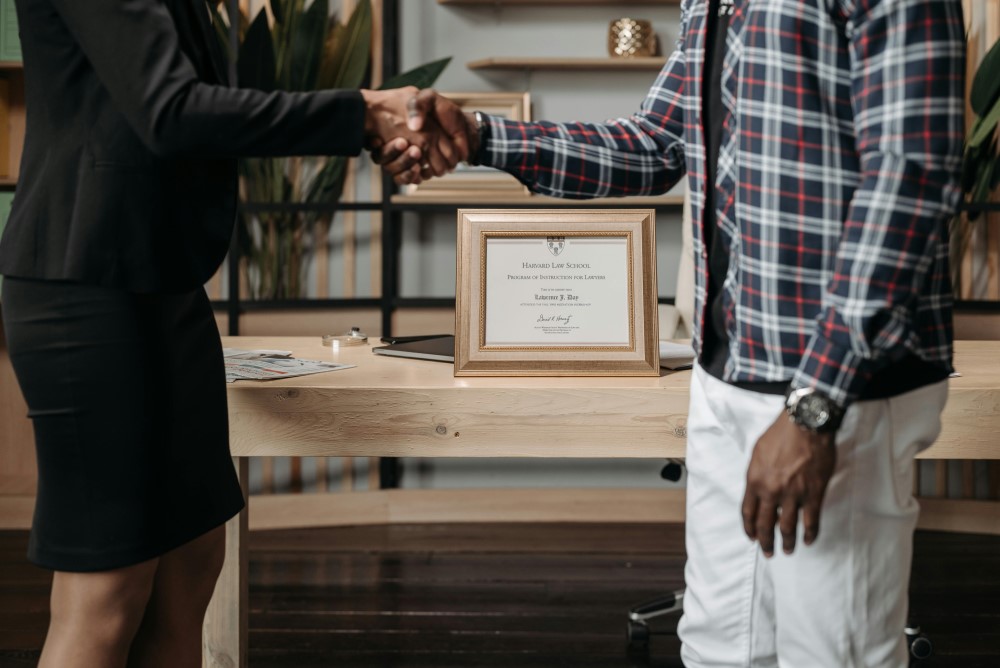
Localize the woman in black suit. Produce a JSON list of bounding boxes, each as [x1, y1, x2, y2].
[[0, 1, 460, 665]]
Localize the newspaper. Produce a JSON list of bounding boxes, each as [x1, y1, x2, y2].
[[223, 348, 354, 383]]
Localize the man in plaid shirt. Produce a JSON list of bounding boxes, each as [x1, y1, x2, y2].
[[380, 0, 965, 664]]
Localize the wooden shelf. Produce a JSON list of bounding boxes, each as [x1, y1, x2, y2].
[[441, 0, 678, 5], [468, 56, 667, 72], [392, 193, 683, 207], [0, 61, 21, 71], [0, 177, 16, 187]]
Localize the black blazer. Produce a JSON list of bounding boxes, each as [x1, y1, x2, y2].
[[0, 0, 366, 292]]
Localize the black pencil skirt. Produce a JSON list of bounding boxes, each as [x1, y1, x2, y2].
[[0, 276, 245, 572]]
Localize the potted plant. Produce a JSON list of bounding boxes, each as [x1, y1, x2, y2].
[[212, 0, 449, 299], [952, 35, 1000, 295]]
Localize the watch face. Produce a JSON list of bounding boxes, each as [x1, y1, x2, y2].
[[798, 394, 831, 429]]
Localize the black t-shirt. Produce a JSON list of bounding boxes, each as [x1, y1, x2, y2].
[[697, 0, 947, 400], [700, 0, 736, 384]]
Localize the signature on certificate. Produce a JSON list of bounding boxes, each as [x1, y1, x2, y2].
[[537, 314, 573, 325]]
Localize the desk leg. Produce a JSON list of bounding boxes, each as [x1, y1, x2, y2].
[[203, 457, 249, 668]]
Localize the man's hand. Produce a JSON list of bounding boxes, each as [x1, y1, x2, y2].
[[741, 412, 837, 557], [360, 87, 465, 181], [373, 89, 477, 186]]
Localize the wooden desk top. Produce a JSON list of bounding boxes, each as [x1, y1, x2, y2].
[[222, 337, 1000, 460], [223, 337, 691, 391]]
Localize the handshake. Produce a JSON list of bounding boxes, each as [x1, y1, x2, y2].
[[360, 87, 477, 187]]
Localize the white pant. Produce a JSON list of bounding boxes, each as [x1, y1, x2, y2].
[[678, 364, 948, 668]]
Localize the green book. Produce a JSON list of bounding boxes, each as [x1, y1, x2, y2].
[[0, 0, 20, 62]]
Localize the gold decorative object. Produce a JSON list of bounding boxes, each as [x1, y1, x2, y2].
[[608, 18, 657, 58]]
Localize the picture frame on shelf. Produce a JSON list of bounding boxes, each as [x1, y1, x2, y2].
[[403, 92, 531, 200], [454, 208, 660, 376]]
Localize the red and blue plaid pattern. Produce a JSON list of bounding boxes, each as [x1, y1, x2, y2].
[[480, 0, 966, 407]]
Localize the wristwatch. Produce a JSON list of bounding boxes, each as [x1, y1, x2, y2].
[[469, 110, 488, 166], [785, 387, 845, 434]]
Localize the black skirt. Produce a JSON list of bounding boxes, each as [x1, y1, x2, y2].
[[1, 276, 245, 572]]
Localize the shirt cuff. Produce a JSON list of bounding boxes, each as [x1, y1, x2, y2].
[[790, 333, 875, 408], [477, 114, 528, 172], [336, 90, 368, 157]]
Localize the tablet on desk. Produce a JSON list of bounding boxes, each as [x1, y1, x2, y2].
[[372, 335, 455, 363]]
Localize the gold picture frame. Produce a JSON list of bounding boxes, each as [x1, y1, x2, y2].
[[404, 92, 531, 199], [455, 209, 660, 376]]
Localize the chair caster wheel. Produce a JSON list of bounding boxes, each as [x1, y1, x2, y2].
[[627, 620, 651, 651], [906, 626, 933, 660]]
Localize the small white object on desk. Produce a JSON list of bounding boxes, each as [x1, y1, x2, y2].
[[659, 341, 695, 370]]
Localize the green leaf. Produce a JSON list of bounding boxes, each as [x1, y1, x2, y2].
[[270, 0, 286, 25], [326, 0, 372, 90], [962, 142, 983, 192], [380, 57, 452, 91], [274, 0, 306, 88], [971, 152, 997, 205], [289, 0, 328, 91], [238, 9, 277, 91], [968, 97, 1000, 148], [971, 36, 1000, 116], [209, 3, 233, 60], [305, 157, 348, 205], [318, 20, 349, 89]]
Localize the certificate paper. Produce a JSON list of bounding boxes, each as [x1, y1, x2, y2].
[[483, 235, 632, 347]]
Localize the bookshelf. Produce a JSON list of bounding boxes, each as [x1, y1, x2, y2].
[[467, 56, 667, 72]]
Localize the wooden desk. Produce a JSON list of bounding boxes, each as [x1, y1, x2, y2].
[[204, 337, 1000, 667]]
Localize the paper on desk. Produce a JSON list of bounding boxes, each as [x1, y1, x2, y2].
[[660, 341, 696, 370], [223, 349, 354, 383], [223, 348, 293, 359]]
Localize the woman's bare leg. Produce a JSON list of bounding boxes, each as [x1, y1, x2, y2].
[[127, 525, 227, 668], [39, 558, 158, 668]]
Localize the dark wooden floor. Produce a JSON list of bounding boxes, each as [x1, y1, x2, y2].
[[1, 523, 998, 667]]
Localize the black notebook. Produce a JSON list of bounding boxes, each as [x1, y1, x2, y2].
[[372, 335, 455, 363]]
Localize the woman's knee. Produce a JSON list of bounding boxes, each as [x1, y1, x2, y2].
[[160, 525, 227, 606]]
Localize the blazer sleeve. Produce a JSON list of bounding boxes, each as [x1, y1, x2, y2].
[[49, 0, 366, 159]]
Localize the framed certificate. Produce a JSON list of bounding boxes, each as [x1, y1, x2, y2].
[[455, 209, 660, 376]]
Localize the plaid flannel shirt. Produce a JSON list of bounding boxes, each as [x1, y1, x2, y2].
[[480, 0, 966, 407]]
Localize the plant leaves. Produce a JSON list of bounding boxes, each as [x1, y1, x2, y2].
[[270, 0, 285, 25], [380, 57, 452, 91], [968, 97, 1000, 148], [209, 2, 233, 60], [970, 151, 997, 205], [303, 157, 349, 226], [318, 20, 348, 89], [289, 0, 328, 91], [238, 9, 276, 91], [962, 142, 983, 192], [326, 0, 372, 90], [274, 0, 305, 88], [971, 36, 1000, 116]]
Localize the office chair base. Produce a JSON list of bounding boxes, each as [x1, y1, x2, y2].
[[905, 626, 933, 660], [626, 590, 684, 651], [626, 620, 651, 649]]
